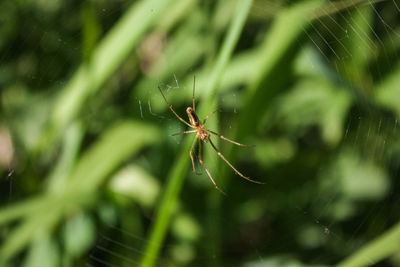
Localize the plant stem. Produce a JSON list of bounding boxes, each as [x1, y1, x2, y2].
[[140, 1, 254, 266]]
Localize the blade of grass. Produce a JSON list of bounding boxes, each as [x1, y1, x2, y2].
[[0, 204, 63, 265], [208, 1, 324, 262], [140, 1, 254, 266], [222, 0, 325, 175], [0, 196, 51, 226], [336, 62, 400, 267], [46, 122, 85, 192], [244, 0, 325, 126], [219, 0, 327, 192], [39, 0, 174, 151], [337, 222, 400, 267], [68, 121, 160, 190], [0, 121, 160, 225], [201, 0, 254, 110], [0, 121, 160, 262]]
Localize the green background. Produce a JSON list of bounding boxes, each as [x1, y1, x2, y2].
[[0, 0, 400, 266]]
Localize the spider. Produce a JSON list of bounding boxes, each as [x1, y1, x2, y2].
[[158, 77, 264, 194]]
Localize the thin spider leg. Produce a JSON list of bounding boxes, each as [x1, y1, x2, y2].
[[208, 138, 264, 184], [203, 109, 219, 125], [192, 76, 196, 111], [207, 130, 255, 147], [172, 130, 196, 136], [189, 137, 201, 175], [158, 86, 194, 128], [198, 141, 226, 194]]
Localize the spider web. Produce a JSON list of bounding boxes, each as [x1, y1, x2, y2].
[[0, 0, 400, 266], [85, 1, 400, 266]]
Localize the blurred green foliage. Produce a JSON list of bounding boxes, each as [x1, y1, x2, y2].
[[0, 0, 400, 266]]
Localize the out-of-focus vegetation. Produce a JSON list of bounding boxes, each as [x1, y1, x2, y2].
[[0, 0, 400, 266]]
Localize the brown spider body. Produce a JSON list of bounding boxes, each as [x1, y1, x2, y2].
[[158, 77, 264, 194], [196, 127, 210, 142], [186, 107, 210, 142]]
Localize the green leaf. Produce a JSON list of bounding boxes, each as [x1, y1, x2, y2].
[[68, 121, 160, 191], [171, 213, 201, 242], [276, 78, 351, 145], [374, 62, 400, 117], [241, 0, 325, 134], [109, 164, 161, 207], [41, 0, 175, 150], [0, 121, 160, 262], [23, 233, 59, 267], [64, 212, 95, 257]]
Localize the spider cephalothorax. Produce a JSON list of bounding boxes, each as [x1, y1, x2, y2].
[[186, 107, 210, 141]]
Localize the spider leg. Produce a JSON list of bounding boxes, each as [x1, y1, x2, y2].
[[192, 76, 196, 112], [158, 86, 194, 128], [207, 130, 255, 147], [203, 109, 219, 125], [208, 138, 264, 184], [198, 141, 226, 195], [190, 137, 201, 175], [172, 130, 196, 136]]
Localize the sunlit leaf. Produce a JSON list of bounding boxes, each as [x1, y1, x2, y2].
[[109, 164, 160, 207], [64, 212, 95, 258]]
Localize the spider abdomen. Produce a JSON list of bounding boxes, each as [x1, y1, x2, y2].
[[186, 107, 201, 127]]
